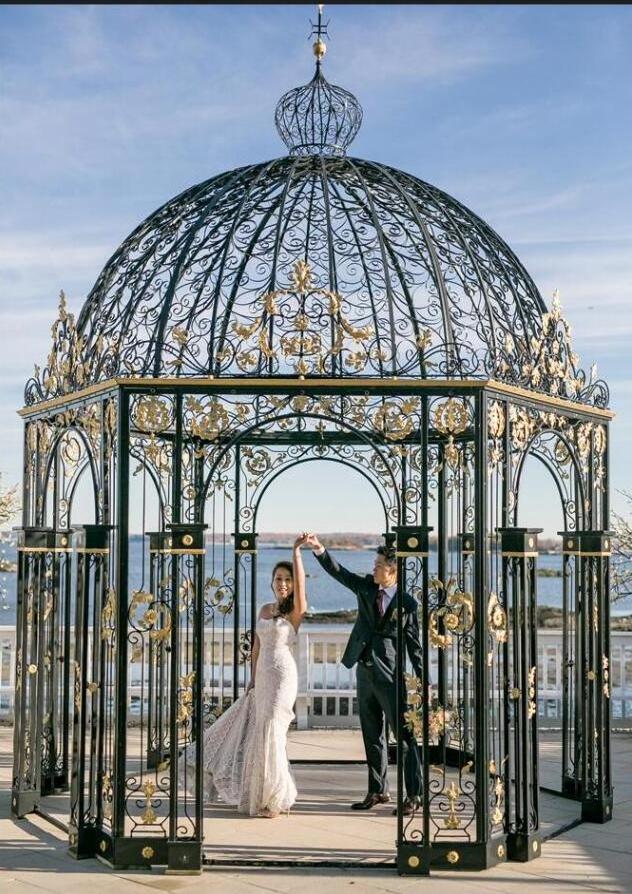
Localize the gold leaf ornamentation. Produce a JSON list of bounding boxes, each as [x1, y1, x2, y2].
[[433, 398, 468, 435]]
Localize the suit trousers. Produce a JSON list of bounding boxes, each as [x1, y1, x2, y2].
[[356, 661, 422, 799]]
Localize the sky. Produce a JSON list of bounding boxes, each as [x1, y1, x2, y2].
[[1, 3, 631, 537]]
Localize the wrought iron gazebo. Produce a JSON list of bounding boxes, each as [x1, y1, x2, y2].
[[12, 7, 613, 876]]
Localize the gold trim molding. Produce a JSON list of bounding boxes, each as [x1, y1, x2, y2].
[[18, 375, 615, 420]]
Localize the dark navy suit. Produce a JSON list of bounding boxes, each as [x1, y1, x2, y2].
[[315, 548, 423, 799]]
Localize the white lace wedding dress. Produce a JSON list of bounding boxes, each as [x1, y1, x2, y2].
[[182, 614, 298, 815]]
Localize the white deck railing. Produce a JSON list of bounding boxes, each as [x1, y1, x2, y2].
[[1, 625, 631, 728]]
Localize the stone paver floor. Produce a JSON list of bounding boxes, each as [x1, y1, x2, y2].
[[1, 727, 631, 892]]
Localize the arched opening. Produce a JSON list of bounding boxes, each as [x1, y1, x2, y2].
[[200, 456, 397, 863], [516, 444, 583, 830]]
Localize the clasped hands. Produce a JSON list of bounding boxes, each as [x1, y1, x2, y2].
[[294, 532, 321, 550]]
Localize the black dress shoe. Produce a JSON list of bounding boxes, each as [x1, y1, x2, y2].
[[392, 797, 422, 816], [351, 792, 392, 810]]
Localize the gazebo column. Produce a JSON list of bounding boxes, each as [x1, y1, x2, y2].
[[458, 532, 475, 758], [395, 524, 432, 876], [559, 530, 582, 799], [146, 533, 169, 771], [561, 531, 613, 823], [232, 530, 258, 699], [68, 525, 111, 859], [12, 527, 72, 818], [498, 527, 542, 862], [165, 524, 207, 873]]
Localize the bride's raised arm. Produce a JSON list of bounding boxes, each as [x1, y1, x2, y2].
[[290, 534, 308, 627]]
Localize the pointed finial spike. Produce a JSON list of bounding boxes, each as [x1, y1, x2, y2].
[[311, 3, 328, 66]]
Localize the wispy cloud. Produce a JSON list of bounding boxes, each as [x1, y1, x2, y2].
[[1, 4, 631, 527]]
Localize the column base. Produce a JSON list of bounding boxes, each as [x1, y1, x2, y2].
[[167, 841, 203, 873], [397, 840, 507, 874], [582, 795, 613, 823], [397, 845, 431, 876], [68, 825, 98, 860], [562, 775, 582, 799], [11, 788, 39, 818], [507, 831, 542, 862], [94, 834, 168, 869]]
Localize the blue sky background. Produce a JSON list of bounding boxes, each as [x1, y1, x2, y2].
[[1, 3, 631, 536]]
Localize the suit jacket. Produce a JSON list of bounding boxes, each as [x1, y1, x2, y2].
[[315, 549, 424, 684]]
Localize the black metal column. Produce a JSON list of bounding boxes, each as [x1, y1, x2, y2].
[[68, 525, 110, 859], [562, 531, 613, 823], [166, 523, 207, 874], [11, 527, 72, 818], [395, 524, 431, 876], [499, 527, 542, 862]]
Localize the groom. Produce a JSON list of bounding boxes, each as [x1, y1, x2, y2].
[[305, 534, 423, 816]]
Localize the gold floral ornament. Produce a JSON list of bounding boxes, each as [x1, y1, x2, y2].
[[429, 578, 475, 649], [228, 259, 376, 376], [528, 666, 537, 719], [488, 401, 505, 440], [372, 401, 417, 442], [177, 671, 196, 726], [101, 588, 116, 644], [504, 290, 602, 401], [509, 404, 536, 451], [432, 398, 469, 469], [133, 396, 172, 433], [140, 779, 158, 825], [102, 772, 113, 821], [205, 577, 234, 614], [444, 782, 461, 830], [491, 774, 505, 825], [487, 592, 507, 644], [27, 290, 122, 403], [141, 433, 171, 474], [185, 396, 231, 440]]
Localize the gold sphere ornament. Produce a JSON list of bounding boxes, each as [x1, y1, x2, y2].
[[407, 855, 420, 868], [182, 534, 194, 547], [446, 850, 460, 864], [313, 38, 326, 59]]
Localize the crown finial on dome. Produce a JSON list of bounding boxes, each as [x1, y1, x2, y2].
[[312, 4, 327, 69], [274, 4, 363, 157]]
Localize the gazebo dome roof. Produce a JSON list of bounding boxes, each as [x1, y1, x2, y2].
[[76, 154, 548, 384], [25, 12, 607, 409]]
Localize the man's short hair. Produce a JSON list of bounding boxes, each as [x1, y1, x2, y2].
[[376, 545, 397, 567]]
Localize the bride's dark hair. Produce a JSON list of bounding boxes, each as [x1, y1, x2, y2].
[[271, 560, 294, 616]]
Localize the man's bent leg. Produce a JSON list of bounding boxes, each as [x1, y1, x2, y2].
[[377, 678, 422, 800]]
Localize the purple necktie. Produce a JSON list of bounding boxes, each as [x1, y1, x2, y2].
[[376, 588, 386, 617]]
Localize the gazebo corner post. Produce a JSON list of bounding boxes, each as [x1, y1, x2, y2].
[[394, 523, 432, 876], [166, 522, 207, 875], [232, 529, 258, 698], [559, 530, 582, 799], [473, 390, 492, 865], [498, 526, 543, 862], [11, 527, 43, 818], [146, 536, 168, 771], [109, 387, 131, 867], [68, 524, 111, 860], [567, 531, 614, 824]]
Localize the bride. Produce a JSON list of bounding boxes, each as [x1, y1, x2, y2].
[[181, 534, 308, 818]]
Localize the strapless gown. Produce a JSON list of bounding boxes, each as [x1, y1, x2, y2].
[[182, 614, 298, 815]]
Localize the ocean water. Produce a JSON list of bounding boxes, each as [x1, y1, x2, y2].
[[1, 539, 630, 621]]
